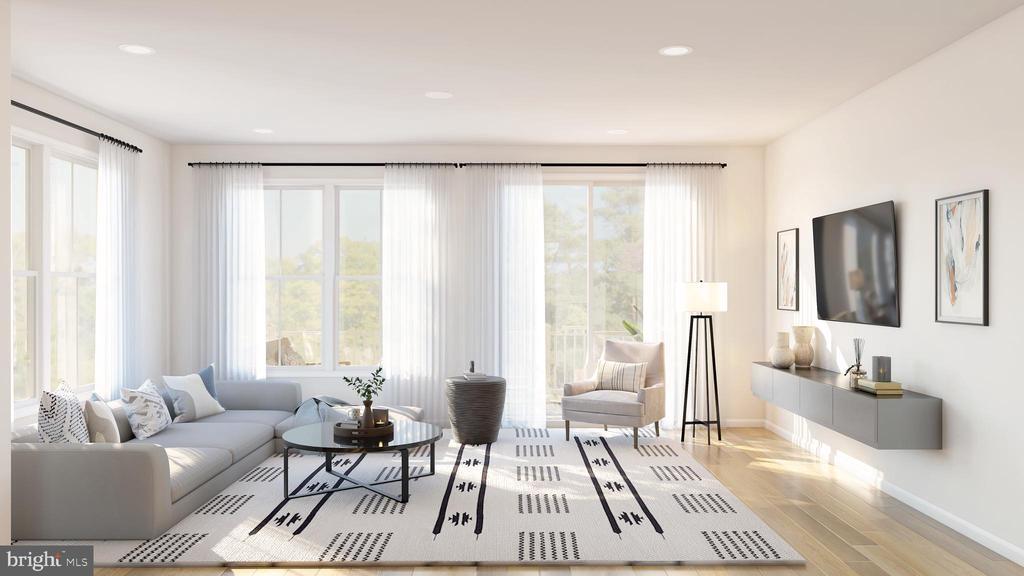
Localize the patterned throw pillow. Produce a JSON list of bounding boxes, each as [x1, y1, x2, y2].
[[595, 359, 649, 394], [85, 394, 122, 443], [122, 380, 173, 439], [37, 385, 89, 443], [162, 373, 225, 423]]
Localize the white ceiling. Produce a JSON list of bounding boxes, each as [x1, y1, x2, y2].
[[12, 0, 1024, 145]]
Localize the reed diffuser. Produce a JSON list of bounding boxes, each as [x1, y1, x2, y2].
[[843, 338, 867, 384]]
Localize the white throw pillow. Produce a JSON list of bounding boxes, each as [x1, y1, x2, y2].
[[85, 394, 121, 443], [594, 359, 649, 394], [162, 373, 225, 422], [122, 380, 173, 439], [37, 385, 89, 443]]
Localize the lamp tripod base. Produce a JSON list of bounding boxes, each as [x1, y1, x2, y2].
[[681, 314, 723, 445]]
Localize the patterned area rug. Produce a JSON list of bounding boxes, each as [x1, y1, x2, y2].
[[57, 428, 803, 566]]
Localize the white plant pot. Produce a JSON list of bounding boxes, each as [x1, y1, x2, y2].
[[769, 332, 795, 369], [792, 325, 814, 369]]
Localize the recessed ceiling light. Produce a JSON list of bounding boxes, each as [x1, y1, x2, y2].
[[658, 45, 693, 57], [425, 91, 454, 99], [607, 129, 629, 135], [252, 128, 274, 134], [118, 44, 156, 55]]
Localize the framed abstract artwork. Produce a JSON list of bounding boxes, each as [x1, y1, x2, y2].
[[777, 228, 799, 311], [936, 189, 988, 325]]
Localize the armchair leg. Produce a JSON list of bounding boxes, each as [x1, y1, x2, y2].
[[654, 421, 660, 437], [633, 427, 639, 449], [565, 420, 570, 441]]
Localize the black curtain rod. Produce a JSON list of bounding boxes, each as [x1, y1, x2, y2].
[[187, 161, 726, 168], [11, 100, 144, 154]]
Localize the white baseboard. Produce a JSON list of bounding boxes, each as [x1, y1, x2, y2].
[[878, 479, 1024, 566], [763, 420, 1024, 567], [722, 418, 766, 428]]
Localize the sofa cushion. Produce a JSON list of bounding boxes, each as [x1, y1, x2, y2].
[[197, 410, 292, 429], [562, 390, 643, 417], [166, 447, 232, 502], [122, 380, 173, 439], [85, 396, 121, 443], [130, 422, 273, 462], [37, 385, 89, 444], [163, 373, 225, 423]]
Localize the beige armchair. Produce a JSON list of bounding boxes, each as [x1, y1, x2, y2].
[[562, 340, 666, 449]]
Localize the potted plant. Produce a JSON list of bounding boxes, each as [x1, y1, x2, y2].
[[343, 367, 386, 429]]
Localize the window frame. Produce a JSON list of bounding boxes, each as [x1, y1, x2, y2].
[[264, 178, 383, 377], [11, 129, 100, 417]]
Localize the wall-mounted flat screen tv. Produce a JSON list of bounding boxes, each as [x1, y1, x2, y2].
[[812, 201, 900, 327]]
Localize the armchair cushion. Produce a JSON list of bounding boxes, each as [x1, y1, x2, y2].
[[595, 359, 648, 394], [562, 390, 643, 417]]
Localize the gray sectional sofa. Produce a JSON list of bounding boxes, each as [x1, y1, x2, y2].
[[11, 379, 302, 540]]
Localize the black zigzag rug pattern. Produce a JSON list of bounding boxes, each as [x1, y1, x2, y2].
[[25, 428, 802, 566]]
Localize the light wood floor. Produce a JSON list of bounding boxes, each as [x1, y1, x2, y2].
[[95, 428, 1022, 576]]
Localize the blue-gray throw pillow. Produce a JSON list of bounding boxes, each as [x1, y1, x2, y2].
[[198, 363, 216, 398], [159, 364, 216, 420]]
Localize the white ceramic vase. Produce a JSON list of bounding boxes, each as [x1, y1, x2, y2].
[[769, 331, 795, 369], [792, 325, 814, 369]]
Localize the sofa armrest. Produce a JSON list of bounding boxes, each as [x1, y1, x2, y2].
[[563, 380, 598, 397], [13, 443, 172, 540], [217, 379, 302, 412], [638, 383, 666, 421]]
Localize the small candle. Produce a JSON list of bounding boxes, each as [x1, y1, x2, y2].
[[872, 356, 891, 382]]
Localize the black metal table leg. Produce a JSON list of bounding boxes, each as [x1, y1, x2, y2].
[[282, 445, 289, 499], [400, 449, 410, 503], [429, 442, 435, 475]]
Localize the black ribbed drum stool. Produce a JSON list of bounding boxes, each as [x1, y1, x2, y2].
[[445, 375, 506, 444]]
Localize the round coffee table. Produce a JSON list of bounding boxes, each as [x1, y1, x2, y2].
[[281, 420, 442, 504]]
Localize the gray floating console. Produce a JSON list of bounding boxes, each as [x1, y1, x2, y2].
[[752, 362, 942, 450]]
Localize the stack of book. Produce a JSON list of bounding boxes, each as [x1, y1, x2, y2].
[[856, 378, 903, 397]]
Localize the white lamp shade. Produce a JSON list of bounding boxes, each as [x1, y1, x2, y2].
[[679, 282, 728, 313]]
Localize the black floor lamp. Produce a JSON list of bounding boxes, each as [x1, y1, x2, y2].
[[679, 281, 728, 444]]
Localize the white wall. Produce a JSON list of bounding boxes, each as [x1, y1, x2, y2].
[[10, 78, 172, 389], [169, 144, 767, 423], [764, 6, 1024, 562], [1, 0, 13, 545]]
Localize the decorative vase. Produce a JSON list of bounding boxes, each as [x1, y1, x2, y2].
[[769, 331, 795, 369], [792, 326, 814, 369], [361, 400, 375, 429]]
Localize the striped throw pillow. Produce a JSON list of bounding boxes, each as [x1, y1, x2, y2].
[[595, 359, 648, 394]]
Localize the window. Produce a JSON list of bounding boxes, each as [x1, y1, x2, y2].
[[264, 184, 382, 371], [12, 145, 36, 402], [544, 180, 644, 420], [10, 139, 99, 404], [265, 188, 324, 367], [49, 156, 98, 391], [337, 188, 382, 366]]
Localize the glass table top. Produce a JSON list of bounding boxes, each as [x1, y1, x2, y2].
[[282, 420, 442, 453]]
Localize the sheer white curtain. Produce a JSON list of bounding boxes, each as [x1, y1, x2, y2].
[[95, 139, 138, 399], [468, 165, 545, 427], [381, 164, 462, 423], [643, 164, 722, 426], [194, 164, 266, 381], [381, 164, 545, 426]]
